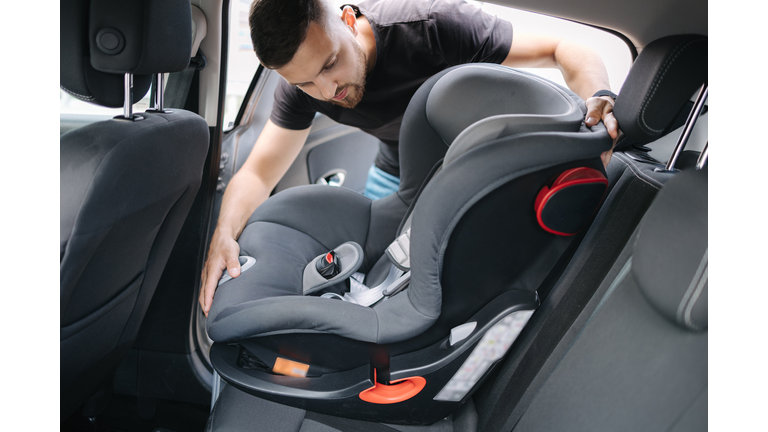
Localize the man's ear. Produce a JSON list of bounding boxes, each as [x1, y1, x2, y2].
[[340, 5, 358, 36]]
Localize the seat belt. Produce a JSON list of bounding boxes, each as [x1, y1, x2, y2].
[[164, 50, 206, 109], [320, 228, 413, 306]]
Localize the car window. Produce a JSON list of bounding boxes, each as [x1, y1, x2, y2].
[[223, 0, 261, 131], [221, 0, 632, 131], [60, 87, 151, 116], [475, 1, 632, 92]]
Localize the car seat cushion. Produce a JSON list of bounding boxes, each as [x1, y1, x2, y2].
[[632, 167, 708, 331], [207, 185, 433, 344]]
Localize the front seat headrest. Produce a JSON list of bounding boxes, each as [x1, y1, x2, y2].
[[614, 34, 707, 145], [60, 0, 193, 108]]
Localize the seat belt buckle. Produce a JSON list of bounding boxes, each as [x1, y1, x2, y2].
[[315, 250, 341, 279], [386, 228, 411, 271]]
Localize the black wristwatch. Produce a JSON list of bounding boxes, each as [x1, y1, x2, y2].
[[592, 90, 617, 100]]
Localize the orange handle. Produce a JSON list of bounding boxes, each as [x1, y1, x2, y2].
[[359, 376, 427, 404]]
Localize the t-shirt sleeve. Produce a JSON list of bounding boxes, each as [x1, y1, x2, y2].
[[270, 79, 317, 130], [429, 0, 514, 66]]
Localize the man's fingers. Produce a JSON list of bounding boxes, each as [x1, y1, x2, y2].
[[585, 107, 601, 127], [202, 265, 224, 317], [601, 102, 619, 139], [603, 112, 619, 139], [226, 257, 242, 279]]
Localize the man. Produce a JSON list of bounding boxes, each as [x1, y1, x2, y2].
[[199, 0, 619, 316]]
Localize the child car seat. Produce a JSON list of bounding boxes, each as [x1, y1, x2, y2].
[[206, 64, 612, 424]]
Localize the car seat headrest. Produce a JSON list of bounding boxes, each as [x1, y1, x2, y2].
[[614, 35, 707, 145], [632, 167, 708, 331], [60, 0, 193, 108], [427, 65, 584, 148]]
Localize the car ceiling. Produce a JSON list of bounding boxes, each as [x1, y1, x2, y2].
[[486, 0, 707, 50]]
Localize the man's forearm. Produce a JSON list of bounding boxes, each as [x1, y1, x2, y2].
[[215, 168, 273, 241], [553, 40, 611, 102]]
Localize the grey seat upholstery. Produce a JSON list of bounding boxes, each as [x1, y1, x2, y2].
[[204, 34, 707, 431], [60, 0, 209, 419]]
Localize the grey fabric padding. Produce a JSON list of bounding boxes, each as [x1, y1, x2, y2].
[[408, 126, 611, 319], [668, 388, 708, 432], [61, 110, 209, 320], [88, 0, 192, 74], [427, 65, 581, 146], [208, 295, 380, 343], [60, 108, 209, 417], [60, 0, 151, 108], [207, 384, 306, 432], [633, 167, 708, 331], [362, 193, 410, 273], [430, 66, 584, 166], [445, 116, 582, 166], [512, 265, 707, 432], [614, 35, 707, 144], [303, 242, 365, 295], [247, 186, 373, 250], [371, 287, 438, 343]]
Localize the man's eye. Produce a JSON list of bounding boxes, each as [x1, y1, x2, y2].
[[325, 59, 338, 71]]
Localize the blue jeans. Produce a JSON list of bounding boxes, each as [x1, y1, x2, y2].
[[363, 165, 400, 200]]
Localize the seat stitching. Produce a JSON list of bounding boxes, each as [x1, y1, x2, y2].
[[614, 153, 661, 189], [676, 248, 708, 329], [61, 86, 95, 101], [684, 254, 708, 330], [637, 38, 706, 135]]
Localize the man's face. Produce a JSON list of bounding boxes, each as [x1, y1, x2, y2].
[[275, 20, 367, 109]]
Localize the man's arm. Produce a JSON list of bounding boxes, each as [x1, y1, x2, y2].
[[199, 120, 310, 316], [502, 32, 620, 156]]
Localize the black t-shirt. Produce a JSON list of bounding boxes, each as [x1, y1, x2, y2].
[[269, 0, 514, 177]]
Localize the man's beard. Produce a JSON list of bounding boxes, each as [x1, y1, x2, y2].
[[328, 42, 367, 109]]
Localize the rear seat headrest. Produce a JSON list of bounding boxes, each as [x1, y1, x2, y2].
[[632, 166, 708, 331], [60, 0, 193, 108], [614, 35, 707, 144]]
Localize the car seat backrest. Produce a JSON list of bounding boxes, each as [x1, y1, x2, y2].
[[59, 0, 209, 419]]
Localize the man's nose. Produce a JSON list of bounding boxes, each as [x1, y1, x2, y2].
[[317, 76, 337, 100]]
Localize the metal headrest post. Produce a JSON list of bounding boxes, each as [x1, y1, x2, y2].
[[147, 73, 172, 114], [124, 73, 133, 118], [696, 142, 708, 170], [664, 83, 708, 171], [116, 73, 144, 122]]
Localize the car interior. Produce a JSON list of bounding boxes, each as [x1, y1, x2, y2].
[[59, 0, 708, 431]]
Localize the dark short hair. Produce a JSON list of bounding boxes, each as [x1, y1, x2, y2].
[[249, 0, 329, 69]]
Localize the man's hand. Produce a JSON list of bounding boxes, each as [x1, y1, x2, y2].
[[585, 95, 618, 139], [584, 95, 620, 168], [199, 230, 242, 317]]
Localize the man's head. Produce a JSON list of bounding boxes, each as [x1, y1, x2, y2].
[[249, 0, 369, 108]]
